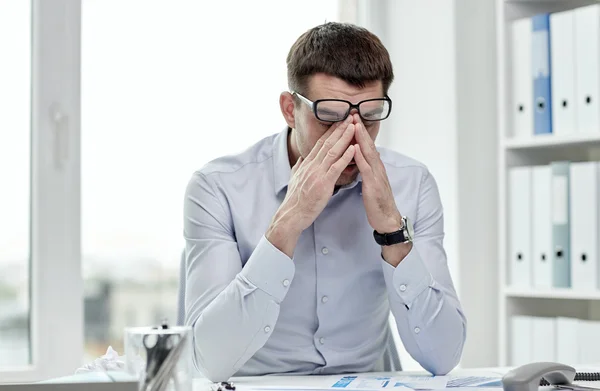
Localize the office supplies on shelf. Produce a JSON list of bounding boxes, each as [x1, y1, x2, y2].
[[532, 13, 553, 135], [556, 317, 579, 365], [532, 165, 552, 289], [551, 161, 571, 288], [550, 10, 576, 137], [574, 5, 600, 135], [124, 321, 192, 391], [509, 167, 533, 287], [512, 316, 533, 366], [511, 17, 533, 138], [569, 162, 600, 290]]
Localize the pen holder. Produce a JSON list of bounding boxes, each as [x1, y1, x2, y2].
[[124, 323, 192, 391]]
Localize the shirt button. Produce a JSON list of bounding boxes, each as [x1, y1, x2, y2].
[[264, 326, 271, 333], [399, 284, 407, 292], [319, 337, 325, 344], [321, 247, 329, 255], [321, 296, 329, 303], [414, 327, 421, 334], [282, 279, 290, 287]]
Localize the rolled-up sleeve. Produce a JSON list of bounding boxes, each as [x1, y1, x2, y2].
[[382, 169, 467, 375], [183, 172, 294, 382]]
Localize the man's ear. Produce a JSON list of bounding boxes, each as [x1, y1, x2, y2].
[[280, 92, 296, 129]]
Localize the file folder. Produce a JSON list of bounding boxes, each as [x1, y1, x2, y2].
[[511, 316, 532, 366], [550, 10, 576, 136], [511, 18, 534, 138], [532, 13, 553, 135], [578, 320, 600, 364], [570, 162, 600, 291], [574, 5, 600, 135], [532, 317, 556, 362], [509, 167, 532, 287], [556, 317, 579, 365], [532, 165, 552, 288], [551, 161, 571, 288]]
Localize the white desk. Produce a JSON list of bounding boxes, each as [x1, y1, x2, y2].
[[192, 368, 513, 391]]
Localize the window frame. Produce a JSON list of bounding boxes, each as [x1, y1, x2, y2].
[[2, 0, 83, 382]]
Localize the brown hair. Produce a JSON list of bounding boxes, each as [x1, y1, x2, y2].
[[286, 22, 394, 96]]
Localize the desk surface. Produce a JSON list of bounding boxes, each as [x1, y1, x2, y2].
[[192, 368, 513, 391]]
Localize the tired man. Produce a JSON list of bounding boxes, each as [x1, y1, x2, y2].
[[183, 22, 466, 382]]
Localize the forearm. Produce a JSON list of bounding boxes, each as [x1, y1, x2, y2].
[[185, 236, 295, 382], [190, 279, 282, 382], [382, 250, 466, 375]]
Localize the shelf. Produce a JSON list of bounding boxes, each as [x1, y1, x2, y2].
[[503, 133, 600, 150], [504, 287, 600, 300], [503, 0, 600, 21]]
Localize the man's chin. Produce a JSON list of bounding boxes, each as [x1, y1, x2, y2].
[[335, 165, 359, 186]]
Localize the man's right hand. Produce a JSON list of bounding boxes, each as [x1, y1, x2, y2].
[[266, 117, 357, 258]]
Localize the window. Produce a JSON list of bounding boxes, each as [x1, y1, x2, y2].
[[0, 0, 32, 368], [81, 0, 341, 361], [2, 0, 83, 382]]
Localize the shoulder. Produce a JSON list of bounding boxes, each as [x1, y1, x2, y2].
[[186, 132, 278, 191], [377, 146, 431, 181], [197, 133, 278, 179]]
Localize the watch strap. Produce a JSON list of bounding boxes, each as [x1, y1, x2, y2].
[[373, 229, 407, 246]]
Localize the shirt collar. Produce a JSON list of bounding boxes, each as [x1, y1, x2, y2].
[[272, 127, 363, 196], [273, 127, 293, 196]]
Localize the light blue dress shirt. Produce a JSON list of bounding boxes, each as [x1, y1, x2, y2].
[[183, 128, 467, 382]]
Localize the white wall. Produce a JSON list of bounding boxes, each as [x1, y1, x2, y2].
[[358, 0, 499, 369], [454, 0, 498, 369]]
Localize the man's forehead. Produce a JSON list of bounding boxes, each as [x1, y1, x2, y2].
[[307, 74, 384, 100]]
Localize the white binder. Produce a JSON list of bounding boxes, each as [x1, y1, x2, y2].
[[578, 320, 600, 364], [532, 165, 552, 288], [511, 316, 532, 366], [509, 167, 532, 287], [511, 18, 533, 138], [532, 317, 556, 362], [574, 4, 600, 135], [550, 10, 576, 136], [555, 317, 579, 365], [570, 162, 600, 290]]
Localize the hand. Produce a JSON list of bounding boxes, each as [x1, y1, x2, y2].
[[266, 117, 356, 257], [352, 115, 402, 234]]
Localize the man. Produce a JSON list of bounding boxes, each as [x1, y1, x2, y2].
[[183, 22, 466, 382]]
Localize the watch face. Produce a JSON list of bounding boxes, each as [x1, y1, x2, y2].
[[405, 217, 414, 240]]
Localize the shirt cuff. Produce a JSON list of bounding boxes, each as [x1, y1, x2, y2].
[[381, 246, 433, 306], [239, 235, 296, 303]]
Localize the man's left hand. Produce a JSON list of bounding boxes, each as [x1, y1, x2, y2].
[[352, 115, 401, 234], [353, 115, 412, 266]]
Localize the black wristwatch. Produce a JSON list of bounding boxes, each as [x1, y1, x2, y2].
[[373, 216, 414, 246]]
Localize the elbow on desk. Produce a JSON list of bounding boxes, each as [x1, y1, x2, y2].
[[423, 331, 466, 375], [193, 348, 238, 383], [424, 354, 460, 376]]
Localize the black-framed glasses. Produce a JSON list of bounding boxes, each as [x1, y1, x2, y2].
[[293, 92, 392, 122]]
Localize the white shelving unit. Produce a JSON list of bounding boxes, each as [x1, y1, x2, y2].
[[496, 0, 600, 367]]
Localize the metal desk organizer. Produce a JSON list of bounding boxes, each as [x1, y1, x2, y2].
[[125, 321, 192, 391]]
